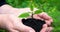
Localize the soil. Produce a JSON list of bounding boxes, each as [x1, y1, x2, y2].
[[0, 0, 7, 6], [22, 18, 46, 32]]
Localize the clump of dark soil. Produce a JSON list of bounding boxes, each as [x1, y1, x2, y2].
[[22, 18, 46, 32], [0, 0, 7, 6]]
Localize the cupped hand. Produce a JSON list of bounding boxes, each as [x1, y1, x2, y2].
[[0, 4, 35, 32], [33, 12, 53, 32], [0, 14, 35, 32], [0, 4, 53, 32]]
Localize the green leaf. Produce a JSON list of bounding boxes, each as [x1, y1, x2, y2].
[[34, 10, 42, 14], [30, 4, 34, 11], [18, 13, 30, 18]]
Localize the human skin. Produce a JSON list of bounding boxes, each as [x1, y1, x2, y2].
[[0, 4, 53, 32], [33, 12, 53, 32]]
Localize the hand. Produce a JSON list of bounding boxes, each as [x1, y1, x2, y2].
[[33, 12, 53, 32], [0, 4, 35, 32], [0, 4, 53, 32], [0, 13, 53, 32], [0, 14, 35, 32]]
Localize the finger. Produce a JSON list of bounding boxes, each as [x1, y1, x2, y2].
[[14, 24, 35, 32], [45, 20, 51, 25], [9, 28, 19, 32], [33, 14, 43, 20], [33, 13, 52, 25], [29, 29, 35, 32], [38, 12, 53, 25], [38, 12, 53, 23], [45, 19, 53, 25], [40, 24, 48, 32], [46, 27, 53, 32], [38, 12, 51, 20]]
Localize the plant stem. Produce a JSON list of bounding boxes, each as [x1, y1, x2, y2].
[[32, 11, 33, 18]]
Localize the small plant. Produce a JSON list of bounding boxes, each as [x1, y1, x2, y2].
[[18, 0, 56, 18], [18, 1, 55, 32], [18, 1, 42, 18], [18, 0, 56, 32], [18, 1, 46, 32]]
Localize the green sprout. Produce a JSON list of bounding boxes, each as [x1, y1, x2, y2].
[[18, 0, 42, 18], [18, 0, 56, 18]]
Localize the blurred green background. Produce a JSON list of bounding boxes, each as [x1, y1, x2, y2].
[[0, 0, 60, 32]]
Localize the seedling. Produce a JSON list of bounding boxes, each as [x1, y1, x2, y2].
[[18, 0, 55, 32], [18, 1, 46, 32], [18, 1, 42, 18]]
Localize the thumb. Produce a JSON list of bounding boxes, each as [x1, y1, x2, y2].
[[14, 24, 35, 32], [9, 14, 35, 32], [40, 24, 48, 32]]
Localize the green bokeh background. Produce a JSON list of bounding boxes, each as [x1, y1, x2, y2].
[[0, 0, 60, 32]]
